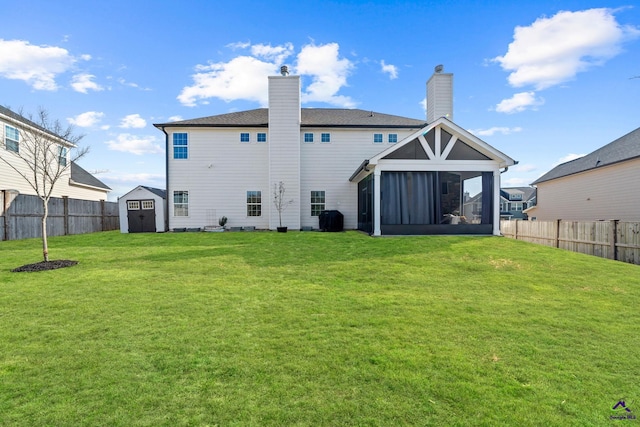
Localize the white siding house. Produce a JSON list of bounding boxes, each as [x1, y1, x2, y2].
[[0, 106, 110, 202], [155, 67, 516, 235], [526, 127, 640, 221]]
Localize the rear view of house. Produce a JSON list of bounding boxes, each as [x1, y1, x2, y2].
[[155, 67, 516, 235]]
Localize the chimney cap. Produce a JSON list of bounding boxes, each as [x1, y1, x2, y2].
[[434, 64, 444, 73], [280, 65, 289, 76]]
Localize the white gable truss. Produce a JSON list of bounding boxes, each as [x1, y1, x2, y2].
[[350, 117, 517, 236]]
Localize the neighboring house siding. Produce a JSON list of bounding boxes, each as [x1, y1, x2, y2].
[[532, 157, 640, 221], [300, 127, 419, 229], [168, 127, 270, 229]]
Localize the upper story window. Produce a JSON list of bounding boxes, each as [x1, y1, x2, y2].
[[321, 133, 331, 143], [240, 133, 250, 143], [257, 132, 267, 143], [373, 133, 383, 144], [58, 146, 68, 166], [5, 125, 19, 153], [304, 133, 314, 143], [173, 133, 188, 159], [388, 134, 398, 143]]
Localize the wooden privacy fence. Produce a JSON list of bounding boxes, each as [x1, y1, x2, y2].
[[1, 192, 119, 241], [501, 219, 640, 265]]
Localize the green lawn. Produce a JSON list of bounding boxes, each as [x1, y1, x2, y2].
[[1, 231, 638, 426]]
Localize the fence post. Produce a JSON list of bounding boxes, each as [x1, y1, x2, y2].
[[515, 220, 519, 240], [555, 219, 561, 248], [2, 190, 8, 241], [610, 219, 618, 261], [63, 196, 69, 236], [101, 200, 106, 231]]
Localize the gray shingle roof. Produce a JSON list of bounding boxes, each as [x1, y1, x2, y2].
[[532, 126, 640, 185], [154, 108, 426, 128], [0, 105, 72, 143], [141, 186, 166, 199], [71, 162, 111, 190]]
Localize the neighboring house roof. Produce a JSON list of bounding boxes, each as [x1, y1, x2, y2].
[[0, 105, 74, 145], [500, 186, 536, 202], [70, 162, 111, 191], [532, 126, 640, 185], [154, 108, 427, 129], [140, 186, 167, 199]]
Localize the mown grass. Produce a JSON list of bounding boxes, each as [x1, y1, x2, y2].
[[0, 231, 638, 426]]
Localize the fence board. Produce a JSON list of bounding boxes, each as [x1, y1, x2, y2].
[[0, 194, 119, 240], [501, 219, 640, 265]]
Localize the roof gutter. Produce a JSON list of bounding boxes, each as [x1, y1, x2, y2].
[[349, 159, 370, 182]]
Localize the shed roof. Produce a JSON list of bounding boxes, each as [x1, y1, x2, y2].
[[154, 108, 426, 129], [532, 126, 640, 185]]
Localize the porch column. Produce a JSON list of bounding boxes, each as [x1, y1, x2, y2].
[[493, 169, 501, 235], [373, 169, 381, 236]]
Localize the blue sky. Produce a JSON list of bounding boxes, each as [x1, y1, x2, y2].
[[2, 0, 639, 200]]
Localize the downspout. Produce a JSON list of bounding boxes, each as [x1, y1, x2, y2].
[[161, 126, 169, 232]]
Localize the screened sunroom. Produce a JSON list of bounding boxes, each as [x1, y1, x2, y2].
[[350, 118, 516, 236]]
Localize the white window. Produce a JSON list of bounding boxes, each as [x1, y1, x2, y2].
[[247, 191, 261, 216], [257, 132, 267, 143], [142, 200, 154, 210], [173, 191, 189, 216], [311, 191, 325, 216], [240, 133, 250, 143], [321, 133, 330, 143], [304, 133, 314, 143], [388, 134, 398, 143], [58, 146, 68, 166], [5, 125, 19, 153], [127, 201, 140, 210], [373, 133, 383, 143]]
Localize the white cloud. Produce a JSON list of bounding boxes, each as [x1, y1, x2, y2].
[[554, 153, 585, 166], [105, 134, 163, 155], [494, 8, 640, 90], [119, 114, 147, 129], [296, 42, 356, 107], [0, 39, 76, 90], [178, 42, 356, 108], [168, 116, 183, 122], [469, 126, 523, 136], [71, 73, 103, 93], [105, 171, 164, 183], [512, 164, 537, 173], [178, 56, 276, 106], [68, 111, 104, 127], [495, 91, 544, 114], [503, 177, 533, 187], [380, 60, 398, 79], [251, 42, 294, 64]]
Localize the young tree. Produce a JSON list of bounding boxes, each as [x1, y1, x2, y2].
[[273, 181, 294, 228], [0, 107, 88, 262]]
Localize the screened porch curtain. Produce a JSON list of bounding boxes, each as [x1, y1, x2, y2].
[[480, 172, 493, 224], [381, 172, 435, 225]]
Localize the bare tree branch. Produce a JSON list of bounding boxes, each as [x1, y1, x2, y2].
[[0, 106, 89, 261]]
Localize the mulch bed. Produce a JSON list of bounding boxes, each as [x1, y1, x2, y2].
[[12, 260, 78, 273]]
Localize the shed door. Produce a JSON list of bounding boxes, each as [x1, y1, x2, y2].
[[127, 200, 156, 232]]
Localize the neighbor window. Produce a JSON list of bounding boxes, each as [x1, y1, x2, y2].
[[373, 133, 383, 143], [173, 191, 189, 216], [5, 125, 19, 153], [304, 133, 314, 143], [58, 146, 68, 166], [247, 191, 262, 216], [173, 133, 188, 159], [388, 134, 398, 143], [257, 132, 267, 143], [311, 191, 326, 216], [321, 133, 331, 143], [240, 133, 250, 143]]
